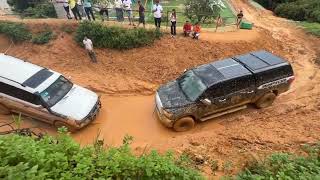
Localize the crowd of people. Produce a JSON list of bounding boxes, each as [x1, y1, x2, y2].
[[55, 0, 244, 62]]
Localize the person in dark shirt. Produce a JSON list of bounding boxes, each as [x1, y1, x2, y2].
[[137, 1, 145, 28], [236, 10, 244, 28]]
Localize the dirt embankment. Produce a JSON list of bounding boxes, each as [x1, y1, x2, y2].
[[0, 3, 320, 177]]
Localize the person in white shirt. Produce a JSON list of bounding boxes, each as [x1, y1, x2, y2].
[[170, 9, 177, 37], [114, 0, 124, 22], [123, 0, 133, 25], [83, 36, 97, 63], [60, 0, 71, 19], [152, 0, 163, 28]]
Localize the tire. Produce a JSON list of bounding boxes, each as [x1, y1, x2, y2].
[[0, 104, 10, 115], [54, 121, 76, 133], [255, 93, 276, 109], [173, 117, 195, 132]]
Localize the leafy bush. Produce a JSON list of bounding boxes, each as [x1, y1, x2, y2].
[[24, 3, 57, 18], [0, 21, 32, 42], [235, 143, 320, 179], [7, 0, 57, 18], [0, 132, 203, 179], [299, 22, 320, 37], [75, 21, 162, 49], [32, 28, 54, 44], [254, 0, 320, 23], [184, 0, 221, 23]]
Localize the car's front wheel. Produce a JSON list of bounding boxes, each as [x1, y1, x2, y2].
[[173, 117, 195, 132], [0, 104, 10, 115], [255, 92, 276, 109], [53, 121, 76, 133]]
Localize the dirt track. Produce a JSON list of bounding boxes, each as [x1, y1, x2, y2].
[[0, 0, 320, 177]]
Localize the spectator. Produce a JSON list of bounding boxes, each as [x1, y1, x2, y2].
[[77, 0, 86, 18], [137, 1, 145, 28], [114, 0, 124, 22], [56, 0, 71, 19], [170, 9, 177, 37], [183, 21, 192, 37], [192, 22, 201, 39], [215, 14, 223, 32], [83, 0, 95, 21], [236, 10, 244, 28], [69, 0, 82, 20], [123, 0, 133, 25], [99, 0, 109, 22], [83, 36, 97, 63], [152, 0, 163, 28]]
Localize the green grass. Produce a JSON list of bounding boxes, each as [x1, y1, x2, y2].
[[299, 22, 320, 37]]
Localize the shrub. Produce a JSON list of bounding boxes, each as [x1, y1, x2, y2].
[[0, 21, 32, 42], [74, 21, 162, 49], [235, 143, 320, 179], [184, 0, 221, 23], [32, 28, 54, 44], [0, 132, 203, 179], [24, 3, 57, 18]]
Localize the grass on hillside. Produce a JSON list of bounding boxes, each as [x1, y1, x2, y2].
[[299, 22, 320, 37]]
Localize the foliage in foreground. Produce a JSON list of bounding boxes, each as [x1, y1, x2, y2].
[[0, 21, 32, 42], [75, 21, 162, 49], [235, 143, 320, 179], [0, 131, 203, 179]]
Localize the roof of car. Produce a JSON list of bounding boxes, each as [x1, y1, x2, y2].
[[192, 50, 289, 87], [233, 50, 288, 72], [0, 54, 44, 84], [193, 58, 252, 87], [0, 54, 60, 93]]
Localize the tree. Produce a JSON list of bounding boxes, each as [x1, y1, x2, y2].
[[184, 0, 221, 23]]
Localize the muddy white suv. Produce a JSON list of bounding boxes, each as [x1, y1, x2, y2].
[[0, 54, 101, 131], [156, 50, 295, 132]]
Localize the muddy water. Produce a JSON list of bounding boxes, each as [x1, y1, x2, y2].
[[73, 95, 177, 146]]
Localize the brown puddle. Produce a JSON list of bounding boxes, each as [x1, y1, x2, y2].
[[72, 95, 176, 146]]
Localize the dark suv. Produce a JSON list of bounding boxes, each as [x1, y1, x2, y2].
[[155, 50, 294, 131]]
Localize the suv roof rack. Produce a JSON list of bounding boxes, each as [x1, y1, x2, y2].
[[0, 75, 26, 87]]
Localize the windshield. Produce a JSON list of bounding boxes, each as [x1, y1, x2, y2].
[[40, 76, 73, 107], [179, 71, 207, 101]]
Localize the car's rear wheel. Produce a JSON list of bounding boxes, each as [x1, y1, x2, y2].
[[0, 104, 10, 115], [53, 121, 76, 133], [173, 117, 195, 132], [255, 93, 276, 109]]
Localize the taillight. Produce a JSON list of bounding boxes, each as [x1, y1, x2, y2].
[[288, 76, 295, 84]]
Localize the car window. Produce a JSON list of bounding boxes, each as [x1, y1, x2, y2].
[[0, 82, 41, 105], [205, 83, 224, 98], [178, 71, 207, 101], [40, 76, 73, 107], [224, 75, 253, 95]]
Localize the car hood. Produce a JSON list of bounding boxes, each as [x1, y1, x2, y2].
[[50, 85, 98, 121], [157, 80, 192, 109]]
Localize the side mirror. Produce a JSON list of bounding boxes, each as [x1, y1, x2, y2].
[[200, 98, 212, 106], [183, 69, 187, 73]]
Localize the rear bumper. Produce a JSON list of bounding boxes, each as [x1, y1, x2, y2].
[[156, 107, 174, 128]]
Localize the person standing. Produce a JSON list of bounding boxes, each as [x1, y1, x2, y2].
[[77, 0, 86, 18], [99, 0, 109, 22], [69, 0, 82, 20], [83, 0, 95, 21], [55, 0, 71, 19], [152, 0, 163, 28], [170, 9, 177, 37], [83, 36, 97, 63], [123, 0, 133, 25], [137, 0, 145, 28], [114, 0, 124, 22], [236, 10, 244, 28]]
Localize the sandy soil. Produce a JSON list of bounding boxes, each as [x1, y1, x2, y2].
[[0, 0, 320, 178]]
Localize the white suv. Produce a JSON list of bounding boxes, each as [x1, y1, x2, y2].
[[0, 54, 101, 131]]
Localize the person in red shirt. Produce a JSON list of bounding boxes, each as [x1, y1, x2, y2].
[[183, 21, 192, 37], [192, 22, 201, 39]]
